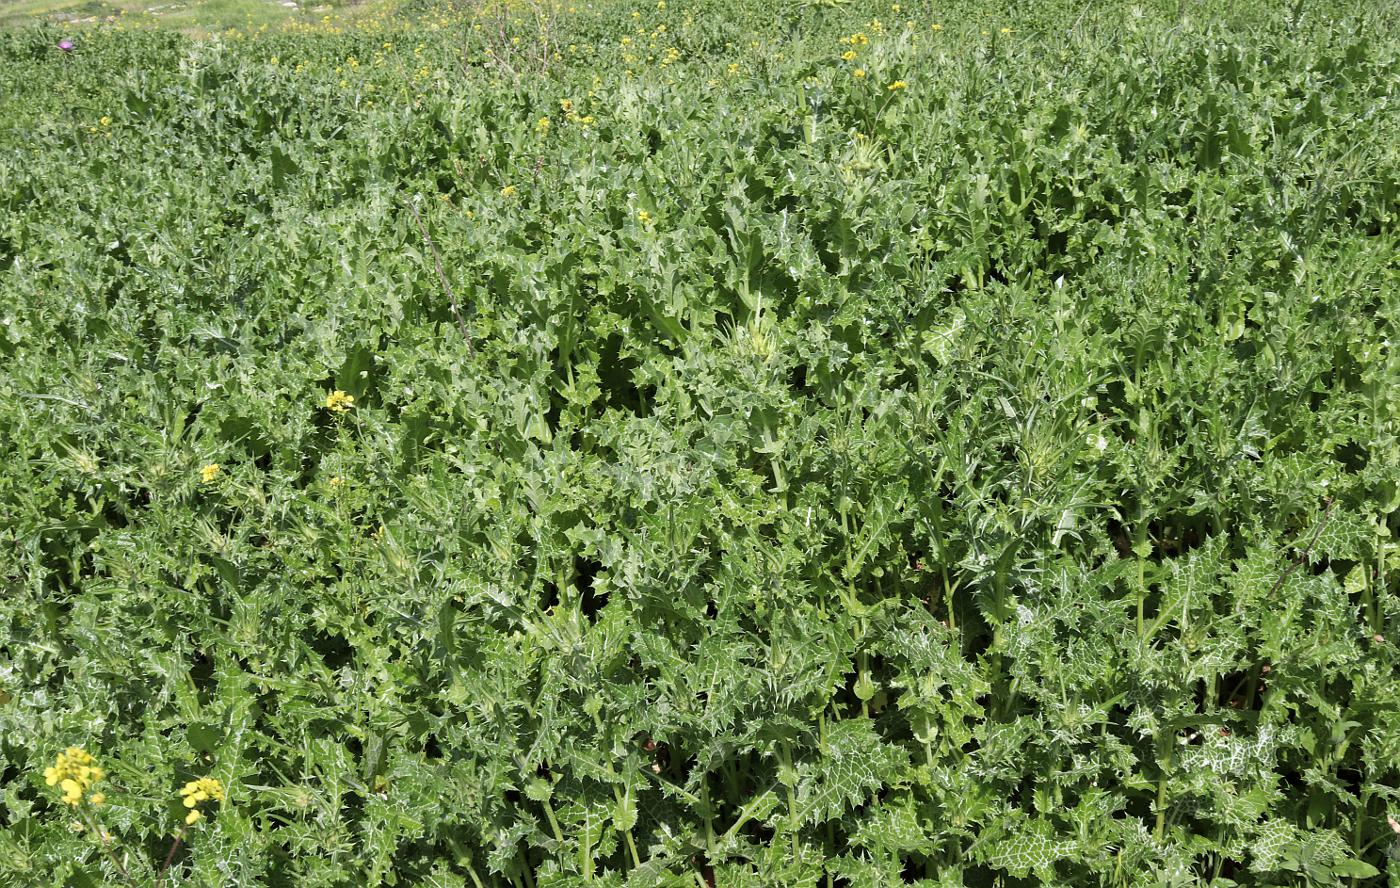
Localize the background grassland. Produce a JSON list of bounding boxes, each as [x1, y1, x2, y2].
[[0, 0, 385, 33], [1, 0, 1399, 886]]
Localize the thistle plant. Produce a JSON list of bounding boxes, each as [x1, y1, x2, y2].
[[2, 0, 1398, 884]]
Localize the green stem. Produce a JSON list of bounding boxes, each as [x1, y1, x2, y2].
[[777, 745, 801, 863], [542, 797, 565, 846], [719, 783, 778, 843], [1136, 525, 1148, 637], [700, 780, 715, 853], [83, 810, 137, 887], [943, 565, 956, 631], [1375, 521, 1386, 634], [1153, 738, 1172, 843]]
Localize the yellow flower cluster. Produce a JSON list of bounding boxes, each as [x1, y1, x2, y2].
[[846, 32, 869, 46], [200, 463, 221, 483], [887, 80, 907, 91], [44, 747, 106, 808], [325, 390, 354, 413], [180, 777, 225, 826]]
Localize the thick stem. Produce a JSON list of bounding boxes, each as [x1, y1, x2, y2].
[[1153, 738, 1172, 843]]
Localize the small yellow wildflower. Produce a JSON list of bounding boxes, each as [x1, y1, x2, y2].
[[99, 116, 111, 127], [500, 184, 517, 198], [887, 80, 907, 91], [847, 32, 869, 46], [44, 748, 105, 808], [324, 390, 354, 413], [727, 62, 740, 75], [179, 775, 225, 827], [200, 463, 221, 483], [88, 792, 105, 807], [180, 777, 225, 807], [536, 116, 551, 133], [1000, 27, 1011, 34], [560, 98, 574, 114], [637, 209, 652, 225], [329, 476, 343, 488], [841, 50, 856, 61], [931, 23, 943, 31], [853, 68, 866, 79]]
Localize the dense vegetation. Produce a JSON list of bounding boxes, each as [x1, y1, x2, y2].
[[1, 0, 1399, 885]]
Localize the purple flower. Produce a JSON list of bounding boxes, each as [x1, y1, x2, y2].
[[58, 39, 74, 52]]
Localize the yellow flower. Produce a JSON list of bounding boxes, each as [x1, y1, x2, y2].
[[1000, 27, 1011, 34], [841, 50, 856, 61], [60, 779, 83, 805], [500, 184, 517, 198], [44, 748, 105, 808], [853, 68, 866, 79], [99, 116, 111, 127], [536, 116, 551, 133], [847, 32, 869, 46], [200, 463, 221, 483], [560, 98, 574, 113], [88, 792, 105, 807], [931, 23, 942, 31], [324, 390, 354, 413], [179, 776, 226, 824], [887, 80, 907, 91], [637, 209, 652, 225]]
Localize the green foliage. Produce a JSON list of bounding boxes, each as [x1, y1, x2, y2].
[[1, 0, 1399, 885]]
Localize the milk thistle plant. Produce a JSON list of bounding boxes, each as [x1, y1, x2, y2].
[[4, 1, 1400, 884]]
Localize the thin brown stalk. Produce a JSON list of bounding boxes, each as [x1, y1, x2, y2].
[[407, 197, 474, 353], [154, 827, 187, 888]]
